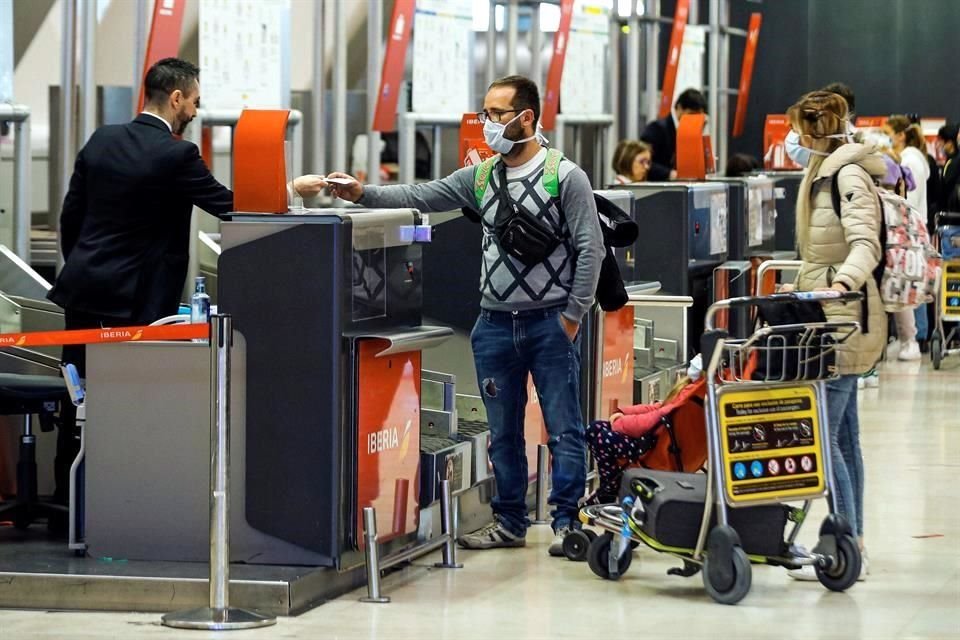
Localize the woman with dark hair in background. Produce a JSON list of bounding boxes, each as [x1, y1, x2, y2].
[[611, 139, 653, 184], [783, 91, 886, 581], [885, 115, 931, 355]]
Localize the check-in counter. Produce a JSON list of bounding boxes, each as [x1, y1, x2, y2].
[[611, 182, 729, 347], [85, 209, 452, 569]]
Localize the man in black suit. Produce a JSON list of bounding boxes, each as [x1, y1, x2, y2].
[[938, 123, 959, 212], [46, 58, 321, 510], [640, 88, 707, 181]]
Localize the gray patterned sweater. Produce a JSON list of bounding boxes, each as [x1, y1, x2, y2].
[[358, 148, 604, 322]]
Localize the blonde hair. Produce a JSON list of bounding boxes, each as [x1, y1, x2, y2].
[[612, 139, 651, 178], [787, 91, 850, 250], [886, 115, 926, 152]]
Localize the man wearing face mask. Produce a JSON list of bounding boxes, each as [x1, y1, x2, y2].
[[323, 75, 604, 556], [46, 57, 323, 518]]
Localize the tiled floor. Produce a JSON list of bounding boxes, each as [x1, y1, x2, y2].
[[1, 359, 958, 639]]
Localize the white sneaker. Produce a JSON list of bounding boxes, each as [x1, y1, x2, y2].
[[788, 565, 818, 581], [857, 376, 865, 390], [886, 339, 901, 360], [898, 340, 922, 361], [858, 549, 869, 581], [863, 370, 879, 388]]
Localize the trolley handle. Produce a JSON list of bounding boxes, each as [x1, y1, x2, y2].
[[705, 291, 864, 331]]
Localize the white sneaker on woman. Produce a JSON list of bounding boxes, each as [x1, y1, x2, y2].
[[898, 340, 922, 361]]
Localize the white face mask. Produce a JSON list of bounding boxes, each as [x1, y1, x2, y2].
[[483, 111, 538, 155], [785, 130, 831, 167]]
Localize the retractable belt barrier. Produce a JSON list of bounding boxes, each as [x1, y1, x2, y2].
[[0, 323, 209, 348], [0, 318, 275, 630]]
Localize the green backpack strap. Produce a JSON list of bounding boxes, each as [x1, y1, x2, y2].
[[474, 149, 563, 207], [542, 148, 564, 198], [473, 156, 500, 208]]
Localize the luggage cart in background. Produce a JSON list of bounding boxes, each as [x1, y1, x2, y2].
[[573, 292, 865, 605], [931, 212, 960, 370]]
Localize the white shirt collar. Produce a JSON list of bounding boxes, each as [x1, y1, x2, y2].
[[140, 111, 173, 133]]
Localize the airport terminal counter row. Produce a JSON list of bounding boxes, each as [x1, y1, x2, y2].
[[0, 178, 802, 613]]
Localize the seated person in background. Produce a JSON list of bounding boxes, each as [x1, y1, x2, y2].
[[612, 139, 652, 184], [641, 88, 707, 181], [725, 153, 761, 178]]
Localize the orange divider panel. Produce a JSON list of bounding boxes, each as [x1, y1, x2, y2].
[[676, 113, 708, 180], [233, 110, 291, 213]]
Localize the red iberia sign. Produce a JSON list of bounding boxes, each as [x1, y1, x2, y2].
[[658, 0, 690, 119], [541, 0, 575, 131], [372, 0, 417, 132], [732, 13, 762, 137]]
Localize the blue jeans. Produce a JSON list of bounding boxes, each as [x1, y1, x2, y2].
[[825, 375, 864, 537], [470, 305, 587, 535], [915, 304, 929, 341]]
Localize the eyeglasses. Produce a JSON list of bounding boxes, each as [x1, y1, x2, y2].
[[476, 109, 521, 124]]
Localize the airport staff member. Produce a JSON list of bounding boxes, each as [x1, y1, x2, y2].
[[46, 57, 322, 513], [322, 75, 604, 558], [640, 88, 708, 181]]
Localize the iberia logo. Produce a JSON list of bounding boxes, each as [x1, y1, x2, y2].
[[622, 350, 632, 384], [0, 335, 27, 346], [131, 330, 143, 341], [16, 336, 26, 346], [99, 329, 139, 341]]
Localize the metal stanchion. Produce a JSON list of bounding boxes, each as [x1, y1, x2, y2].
[[163, 315, 277, 630], [533, 443, 550, 524], [435, 479, 463, 569], [360, 507, 391, 603]]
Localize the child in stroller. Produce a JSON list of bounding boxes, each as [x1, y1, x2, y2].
[[586, 372, 708, 504]]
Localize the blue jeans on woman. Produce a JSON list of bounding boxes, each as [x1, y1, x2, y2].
[[470, 305, 587, 535], [915, 303, 929, 342], [825, 375, 864, 537]]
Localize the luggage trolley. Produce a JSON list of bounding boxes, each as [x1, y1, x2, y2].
[[931, 211, 960, 370], [571, 291, 865, 604]]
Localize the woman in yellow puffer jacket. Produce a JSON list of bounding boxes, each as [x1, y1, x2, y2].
[[783, 91, 887, 580]]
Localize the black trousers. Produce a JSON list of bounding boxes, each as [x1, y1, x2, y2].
[[53, 309, 133, 503]]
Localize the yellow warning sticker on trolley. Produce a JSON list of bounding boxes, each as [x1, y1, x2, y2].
[[717, 385, 825, 505]]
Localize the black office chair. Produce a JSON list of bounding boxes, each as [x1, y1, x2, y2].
[[0, 373, 69, 530]]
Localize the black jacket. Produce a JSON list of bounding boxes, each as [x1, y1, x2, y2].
[[942, 152, 960, 213], [640, 115, 677, 182], [49, 114, 233, 322]]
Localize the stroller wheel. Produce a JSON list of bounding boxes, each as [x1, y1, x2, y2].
[[587, 532, 633, 580], [582, 529, 598, 543], [815, 534, 861, 592], [562, 530, 591, 562]]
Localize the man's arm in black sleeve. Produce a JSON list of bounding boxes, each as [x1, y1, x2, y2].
[[173, 142, 234, 216], [59, 150, 88, 259]]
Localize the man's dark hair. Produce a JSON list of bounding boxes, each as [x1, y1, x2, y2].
[[938, 123, 959, 144], [725, 153, 760, 178], [674, 88, 707, 113], [488, 75, 541, 124], [144, 57, 200, 105], [820, 82, 855, 115]]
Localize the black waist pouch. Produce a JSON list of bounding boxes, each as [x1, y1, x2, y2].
[[492, 162, 562, 267]]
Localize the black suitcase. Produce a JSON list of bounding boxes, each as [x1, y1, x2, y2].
[[619, 468, 790, 558]]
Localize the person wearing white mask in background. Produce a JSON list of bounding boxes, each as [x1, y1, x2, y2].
[[884, 115, 931, 357], [321, 76, 604, 557]]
